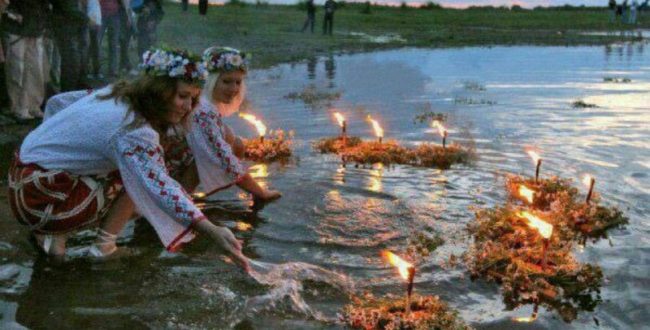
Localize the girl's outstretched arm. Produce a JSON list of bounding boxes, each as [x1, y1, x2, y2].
[[193, 219, 250, 272]]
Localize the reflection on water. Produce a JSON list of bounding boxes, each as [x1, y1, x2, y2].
[[367, 163, 383, 192], [1, 43, 649, 329]]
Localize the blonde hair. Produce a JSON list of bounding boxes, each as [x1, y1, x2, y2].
[[202, 71, 247, 117]]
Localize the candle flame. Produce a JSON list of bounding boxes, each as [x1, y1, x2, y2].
[[527, 150, 541, 165], [367, 116, 384, 138], [239, 113, 267, 137], [518, 185, 535, 204], [518, 211, 553, 239], [236, 222, 252, 231], [582, 174, 594, 188], [431, 120, 448, 138], [333, 112, 346, 127], [513, 315, 537, 323], [382, 250, 413, 280], [192, 192, 206, 199]]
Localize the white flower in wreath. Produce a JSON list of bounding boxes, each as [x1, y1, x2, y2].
[[230, 55, 243, 67]]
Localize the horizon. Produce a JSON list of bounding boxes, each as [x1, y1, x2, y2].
[[176, 0, 621, 9]]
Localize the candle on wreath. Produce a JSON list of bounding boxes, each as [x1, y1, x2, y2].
[[367, 116, 384, 144], [518, 211, 553, 270], [432, 120, 448, 149], [333, 111, 347, 145], [518, 185, 535, 204], [527, 150, 542, 183], [333, 112, 347, 136], [382, 250, 415, 314], [582, 174, 596, 204], [239, 113, 267, 143]]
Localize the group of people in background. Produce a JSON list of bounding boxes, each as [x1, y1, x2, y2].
[[0, 0, 163, 122], [609, 0, 649, 24], [301, 0, 337, 35]]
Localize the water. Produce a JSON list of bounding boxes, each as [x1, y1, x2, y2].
[[0, 43, 648, 329]]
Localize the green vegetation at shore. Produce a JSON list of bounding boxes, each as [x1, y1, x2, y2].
[[158, 1, 649, 67]]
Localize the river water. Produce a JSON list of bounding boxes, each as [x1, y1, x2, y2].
[[0, 43, 648, 329]]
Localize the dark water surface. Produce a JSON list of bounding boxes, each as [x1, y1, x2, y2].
[[0, 44, 648, 329]]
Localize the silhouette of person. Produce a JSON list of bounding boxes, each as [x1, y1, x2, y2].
[[323, 0, 336, 35], [301, 0, 316, 33], [199, 0, 208, 15]]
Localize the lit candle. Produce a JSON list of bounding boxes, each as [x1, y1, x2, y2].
[[382, 250, 415, 314], [239, 113, 267, 143], [333, 112, 347, 136], [518, 211, 553, 270], [367, 115, 384, 144], [333, 111, 347, 145], [527, 151, 542, 183], [582, 174, 596, 204], [432, 120, 448, 149]]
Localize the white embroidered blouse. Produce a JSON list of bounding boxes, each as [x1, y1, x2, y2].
[[20, 87, 246, 251]]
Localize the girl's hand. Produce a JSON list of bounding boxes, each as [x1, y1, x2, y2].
[[213, 226, 250, 272], [260, 189, 282, 202]]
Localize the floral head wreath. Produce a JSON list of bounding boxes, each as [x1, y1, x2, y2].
[[203, 47, 250, 73], [140, 47, 208, 85]]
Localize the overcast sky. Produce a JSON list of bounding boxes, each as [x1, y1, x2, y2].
[[186, 0, 612, 9]]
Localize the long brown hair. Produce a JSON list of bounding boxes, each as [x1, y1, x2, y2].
[[98, 75, 181, 133]]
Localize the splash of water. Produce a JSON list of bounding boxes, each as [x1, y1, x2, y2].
[[244, 260, 354, 322]]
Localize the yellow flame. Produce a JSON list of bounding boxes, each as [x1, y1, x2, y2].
[[518, 185, 535, 204], [333, 112, 346, 127], [518, 211, 553, 239], [192, 192, 206, 199], [527, 150, 541, 165], [382, 250, 413, 280], [367, 116, 384, 138], [513, 315, 537, 323], [239, 113, 267, 137], [236, 222, 252, 231], [432, 120, 448, 138], [582, 174, 594, 188]]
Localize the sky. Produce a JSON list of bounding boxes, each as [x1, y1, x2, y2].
[[182, 0, 611, 9]]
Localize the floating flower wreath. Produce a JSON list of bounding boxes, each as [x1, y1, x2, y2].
[[140, 48, 208, 84], [203, 47, 250, 73]]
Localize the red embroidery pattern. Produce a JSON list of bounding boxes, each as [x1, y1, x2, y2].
[[193, 108, 244, 177], [122, 144, 201, 228]]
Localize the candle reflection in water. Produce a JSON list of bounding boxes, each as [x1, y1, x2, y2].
[[333, 166, 346, 185], [368, 163, 383, 192]]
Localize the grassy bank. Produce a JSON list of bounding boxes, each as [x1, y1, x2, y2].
[[158, 1, 649, 67]]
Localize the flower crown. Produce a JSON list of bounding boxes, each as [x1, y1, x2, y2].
[[140, 48, 208, 84], [203, 47, 250, 73]]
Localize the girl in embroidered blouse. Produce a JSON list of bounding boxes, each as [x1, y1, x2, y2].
[[189, 46, 282, 203], [8, 48, 250, 270]]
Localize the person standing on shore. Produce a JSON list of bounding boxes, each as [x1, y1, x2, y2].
[[301, 0, 316, 33], [51, 0, 89, 92], [0, 0, 10, 110], [323, 0, 336, 35], [134, 0, 164, 56], [181, 0, 188, 12], [609, 0, 617, 22], [2, 0, 50, 120], [199, 0, 208, 16], [629, 0, 638, 24]]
